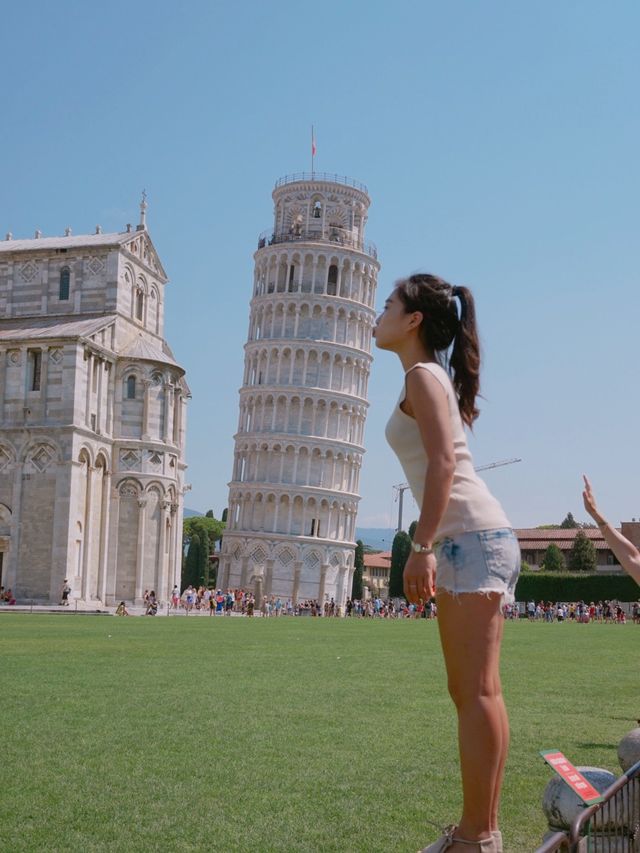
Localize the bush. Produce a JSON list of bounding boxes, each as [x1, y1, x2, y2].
[[515, 572, 639, 603]]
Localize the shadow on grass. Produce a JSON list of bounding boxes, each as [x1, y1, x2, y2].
[[576, 742, 619, 750]]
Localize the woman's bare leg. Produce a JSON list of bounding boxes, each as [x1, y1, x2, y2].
[[436, 591, 507, 846]]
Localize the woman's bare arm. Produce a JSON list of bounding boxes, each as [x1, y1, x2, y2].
[[583, 475, 640, 585]]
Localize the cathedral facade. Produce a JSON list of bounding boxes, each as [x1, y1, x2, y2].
[[0, 204, 188, 605]]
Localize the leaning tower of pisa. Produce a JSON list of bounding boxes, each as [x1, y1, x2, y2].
[[219, 172, 380, 609]]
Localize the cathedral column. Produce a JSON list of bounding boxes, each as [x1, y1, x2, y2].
[[0, 349, 6, 421], [84, 351, 93, 427], [97, 470, 111, 603], [95, 357, 104, 434], [39, 346, 49, 419], [106, 363, 115, 436], [318, 563, 329, 605], [162, 383, 173, 442], [141, 380, 152, 441], [81, 465, 94, 601], [292, 560, 302, 605], [105, 487, 120, 604], [134, 498, 147, 602], [157, 500, 170, 599], [5, 460, 24, 593], [168, 503, 178, 591]]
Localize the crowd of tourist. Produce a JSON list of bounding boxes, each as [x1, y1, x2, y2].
[[154, 587, 639, 622], [504, 599, 639, 623], [159, 587, 439, 618]]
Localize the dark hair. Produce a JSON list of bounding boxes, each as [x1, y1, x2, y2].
[[395, 273, 481, 427]]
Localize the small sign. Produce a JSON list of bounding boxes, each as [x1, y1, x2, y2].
[[540, 749, 604, 805]]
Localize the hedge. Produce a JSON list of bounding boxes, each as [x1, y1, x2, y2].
[[515, 572, 640, 603]]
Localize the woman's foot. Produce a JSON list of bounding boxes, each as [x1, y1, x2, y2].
[[418, 827, 500, 853]]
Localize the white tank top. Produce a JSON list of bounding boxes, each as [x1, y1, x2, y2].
[[385, 362, 511, 539]]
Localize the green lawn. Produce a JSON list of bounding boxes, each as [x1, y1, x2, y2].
[[0, 614, 637, 852]]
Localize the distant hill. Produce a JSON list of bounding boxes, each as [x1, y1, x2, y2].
[[355, 528, 397, 551], [184, 508, 204, 518]]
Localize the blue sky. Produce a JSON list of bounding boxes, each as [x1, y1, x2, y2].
[[2, 1, 639, 529]]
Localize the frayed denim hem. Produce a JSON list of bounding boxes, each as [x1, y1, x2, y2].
[[436, 585, 516, 608]]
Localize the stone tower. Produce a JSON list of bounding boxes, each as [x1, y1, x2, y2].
[[219, 172, 380, 609]]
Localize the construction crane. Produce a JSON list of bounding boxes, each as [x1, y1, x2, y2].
[[393, 457, 521, 532]]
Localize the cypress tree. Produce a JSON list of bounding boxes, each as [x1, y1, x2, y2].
[[352, 540, 364, 600], [408, 520, 418, 541], [183, 533, 201, 588], [389, 531, 412, 598], [199, 530, 210, 586]]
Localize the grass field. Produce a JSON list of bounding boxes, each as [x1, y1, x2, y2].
[[0, 614, 637, 852]]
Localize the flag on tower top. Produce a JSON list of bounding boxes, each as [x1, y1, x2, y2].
[[311, 126, 317, 157]]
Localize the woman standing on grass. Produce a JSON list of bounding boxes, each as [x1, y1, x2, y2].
[[374, 274, 520, 853]]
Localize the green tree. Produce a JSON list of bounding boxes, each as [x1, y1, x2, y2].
[[352, 540, 364, 600], [408, 520, 418, 541], [183, 533, 201, 588], [199, 529, 211, 586], [205, 509, 214, 518], [560, 512, 579, 529], [542, 543, 565, 572], [568, 531, 597, 572], [183, 516, 225, 556], [221, 507, 228, 523], [389, 531, 411, 598]]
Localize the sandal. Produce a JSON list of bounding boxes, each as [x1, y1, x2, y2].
[[418, 826, 501, 853]]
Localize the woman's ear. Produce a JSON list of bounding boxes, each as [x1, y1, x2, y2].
[[407, 310, 423, 330]]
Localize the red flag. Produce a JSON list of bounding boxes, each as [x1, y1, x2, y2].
[[311, 127, 316, 157]]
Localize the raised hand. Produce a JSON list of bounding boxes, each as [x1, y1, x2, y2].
[[582, 474, 605, 525]]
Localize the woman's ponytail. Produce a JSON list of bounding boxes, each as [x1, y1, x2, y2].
[[395, 275, 482, 428], [449, 285, 480, 427]]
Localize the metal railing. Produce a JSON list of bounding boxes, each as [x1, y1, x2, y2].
[[568, 759, 640, 850], [534, 760, 640, 852], [274, 172, 368, 193], [257, 228, 378, 260], [535, 831, 570, 851]]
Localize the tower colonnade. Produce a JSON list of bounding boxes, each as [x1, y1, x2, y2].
[[220, 174, 379, 608]]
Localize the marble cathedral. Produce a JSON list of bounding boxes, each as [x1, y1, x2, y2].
[[0, 199, 188, 605]]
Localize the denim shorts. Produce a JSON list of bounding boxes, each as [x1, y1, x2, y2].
[[434, 528, 520, 605]]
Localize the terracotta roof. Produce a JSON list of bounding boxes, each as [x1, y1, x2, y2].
[[518, 539, 612, 552], [514, 528, 605, 540], [515, 527, 615, 552], [364, 551, 391, 568]]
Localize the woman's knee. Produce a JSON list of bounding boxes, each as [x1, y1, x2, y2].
[[446, 675, 501, 710]]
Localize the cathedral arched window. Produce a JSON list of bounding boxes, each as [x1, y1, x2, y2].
[[135, 288, 144, 321], [126, 375, 136, 399], [59, 268, 70, 301]]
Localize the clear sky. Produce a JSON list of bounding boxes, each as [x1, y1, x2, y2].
[[2, 1, 639, 530]]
